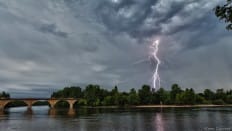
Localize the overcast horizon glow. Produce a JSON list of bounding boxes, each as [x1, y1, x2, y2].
[[0, 0, 231, 97]]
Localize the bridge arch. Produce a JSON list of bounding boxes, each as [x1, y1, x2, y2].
[[32, 100, 49, 106], [1, 98, 79, 110], [54, 100, 70, 108], [1, 100, 27, 109], [0, 99, 43, 110], [47, 99, 77, 109]]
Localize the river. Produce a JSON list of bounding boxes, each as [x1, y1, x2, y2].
[[0, 106, 231, 131]]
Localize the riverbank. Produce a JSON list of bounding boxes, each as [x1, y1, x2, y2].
[[135, 104, 232, 108], [3, 104, 232, 110], [80, 104, 232, 109]]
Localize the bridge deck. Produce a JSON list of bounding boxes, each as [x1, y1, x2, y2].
[[0, 98, 79, 100]]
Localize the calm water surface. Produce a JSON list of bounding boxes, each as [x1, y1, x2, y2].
[[0, 106, 231, 131]]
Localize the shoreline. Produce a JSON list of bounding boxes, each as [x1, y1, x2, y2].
[[81, 104, 232, 109], [134, 104, 232, 108], [3, 104, 232, 109]]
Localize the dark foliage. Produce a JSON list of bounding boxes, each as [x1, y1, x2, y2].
[[215, 0, 232, 30], [50, 84, 232, 106], [0, 91, 10, 99]]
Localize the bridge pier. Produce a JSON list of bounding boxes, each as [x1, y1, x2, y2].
[[67, 100, 77, 109], [23, 100, 37, 109], [48, 99, 59, 109]]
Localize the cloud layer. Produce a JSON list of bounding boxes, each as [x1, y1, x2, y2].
[[0, 0, 231, 97]]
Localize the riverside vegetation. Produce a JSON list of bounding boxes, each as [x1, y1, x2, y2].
[[50, 84, 232, 107], [1, 84, 232, 108]]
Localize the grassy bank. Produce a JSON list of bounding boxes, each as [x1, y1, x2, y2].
[[77, 104, 232, 109], [135, 104, 232, 108]]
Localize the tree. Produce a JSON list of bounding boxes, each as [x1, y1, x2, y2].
[[203, 89, 215, 101], [98, 89, 109, 102], [225, 90, 232, 104], [111, 86, 120, 105], [170, 84, 183, 104], [128, 88, 140, 105], [0, 91, 10, 98], [117, 93, 128, 106], [111, 86, 118, 96], [78, 98, 87, 106], [212, 99, 225, 105], [156, 88, 171, 104], [84, 84, 101, 106], [51, 86, 83, 98], [215, 0, 232, 30], [215, 89, 226, 101], [102, 96, 114, 106], [195, 94, 206, 104], [138, 85, 152, 104], [226, 95, 232, 104], [50, 83, 232, 106], [176, 88, 196, 105]]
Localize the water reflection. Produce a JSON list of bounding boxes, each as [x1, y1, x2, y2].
[[67, 109, 75, 117], [48, 108, 76, 117], [2, 106, 78, 118], [48, 108, 56, 117], [23, 108, 33, 119], [0, 107, 231, 131], [154, 113, 164, 131], [24, 108, 33, 115], [0, 110, 4, 116]]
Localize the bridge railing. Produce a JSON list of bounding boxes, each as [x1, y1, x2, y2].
[[1, 98, 80, 100]]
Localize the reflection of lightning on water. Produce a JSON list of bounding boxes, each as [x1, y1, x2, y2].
[[150, 40, 161, 90], [154, 113, 164, 131]]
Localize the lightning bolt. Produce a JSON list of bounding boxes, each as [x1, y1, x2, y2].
[[150, 40, 161, 90]]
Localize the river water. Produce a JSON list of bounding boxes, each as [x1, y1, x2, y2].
[[0, 106, 231, 131]]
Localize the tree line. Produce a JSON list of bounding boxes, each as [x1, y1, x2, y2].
[[51, 84, 232, 106], [0, 91, 10, 99]]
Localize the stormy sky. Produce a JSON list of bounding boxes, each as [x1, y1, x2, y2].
[[0, 0, 231, 97]]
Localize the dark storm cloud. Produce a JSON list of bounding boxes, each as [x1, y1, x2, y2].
[[95, 0, 213, 39], [38, 23, 68, 38], [96, 0, 159, 38], [0, 0, 231, 97]]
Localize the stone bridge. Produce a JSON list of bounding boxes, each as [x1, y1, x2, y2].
[[0, 98, 79, 110]]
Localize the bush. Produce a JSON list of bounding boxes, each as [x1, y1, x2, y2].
[[225, 95, 232, 104], [102, 96, 114, 106], [212, 99, 225, 105], [78, 99, 87, 106], [202, 100, 212, 104]]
